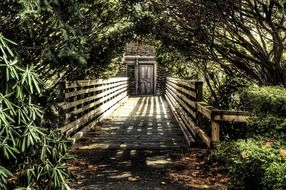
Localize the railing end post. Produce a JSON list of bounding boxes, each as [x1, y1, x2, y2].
[[211, 120, 220, 143], [195, 81, 203, 101], [58, 81, 66, 102]]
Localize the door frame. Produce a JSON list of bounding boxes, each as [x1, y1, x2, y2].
[[126, 56, 157, 96], [136, 62, 156, 96]]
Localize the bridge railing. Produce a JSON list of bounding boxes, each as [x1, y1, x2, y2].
[[58, 77, 128, 143], [165, 77, 250, 148]]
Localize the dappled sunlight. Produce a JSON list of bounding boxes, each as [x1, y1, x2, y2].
[[146, 157, 173, 167], [159, 96, 169, 119], [109, 172, 133, 179], [79, 143, 110, 150], [68, 96, 202, 189], [72, 96, 187, 150]]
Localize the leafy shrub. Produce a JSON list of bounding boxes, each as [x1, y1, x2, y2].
[[0, 34, 71, 189], [247, 116, 286, 140], [215, 139, 286, 190], [210, 76, 251, 110], [220, 122, 247, 140], [262, 161, 286, 190], [240, 86, 286, 116], [214, 85, 286, 189]]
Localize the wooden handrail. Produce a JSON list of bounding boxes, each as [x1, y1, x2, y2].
[[165, 77, 251, 148], [64, 77, 128, 89], [58, 77, 129, 143]]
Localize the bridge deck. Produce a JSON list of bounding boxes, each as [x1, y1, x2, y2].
[[73, 96, 188, 150]]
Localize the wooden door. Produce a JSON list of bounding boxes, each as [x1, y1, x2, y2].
[[139, 65, 154, 95]]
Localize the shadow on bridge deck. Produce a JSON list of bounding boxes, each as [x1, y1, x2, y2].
[[69, 96, 229, 190], [72, 96, 188, 150]]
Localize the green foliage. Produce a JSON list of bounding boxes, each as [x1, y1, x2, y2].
[[240, 86, 286, 117], [215, 139, 286, 190], [247, 116, 286, 140], [155, 45, 203, 80], [263, 162, 286, 190], [0, 0, 137, 132], [150, 0, 286, 86], [214, 85, 286, 189], [0, 166, 12, 190], [0, 34, 71, 189], [0, 0, 134, 84], [210, 77, 251, 110]]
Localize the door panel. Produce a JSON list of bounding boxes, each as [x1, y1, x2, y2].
[[139, 65, 154, 95]]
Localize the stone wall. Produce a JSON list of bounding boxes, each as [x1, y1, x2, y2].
[[126, 42, 155, 56], [116, 62, 127, 77], [127, 64, 136, 95], [156, 65, 166, 95]]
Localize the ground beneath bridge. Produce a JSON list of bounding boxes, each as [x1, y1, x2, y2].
[[68, 96, 229, 189]]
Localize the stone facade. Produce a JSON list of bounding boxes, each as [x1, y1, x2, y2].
[[116, 62, 127, 77], [126, 42, 155, 56], [126, 63, 136, 95], [156, 65, 167, 95]]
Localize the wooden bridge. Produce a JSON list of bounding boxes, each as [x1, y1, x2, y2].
[[58, 77, 249, 149]]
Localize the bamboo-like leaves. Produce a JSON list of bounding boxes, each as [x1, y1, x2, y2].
[[21, 65, 42, 94], [0, 166, 12, 190], [21, 122, 45, 152], [0, 123, 19, 145], [0, 93, 16, 115], [15, 84, 25, 100], [0, 139, 20, 159], [50, 164, 71, 190], [15, 101, 43, 125], [0, 34, 71, 189], [18, 0, 41, 18], [0, 33, 16, 58], [1, 57, 21, 82]]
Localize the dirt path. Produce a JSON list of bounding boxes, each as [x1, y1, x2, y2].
[[68, 147, 229, 190]]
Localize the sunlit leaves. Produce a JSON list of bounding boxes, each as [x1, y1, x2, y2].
[[0, 93, 16, 115], [21, 65, 42, 94], [0, 109, 13, 126], [0, 57, 20, 81], [18, 0, 41, 18], [0, 33, 16, 57], [148, 0, 286, 86]]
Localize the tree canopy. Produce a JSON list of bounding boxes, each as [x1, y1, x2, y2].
[[1, 0, 137, 86], [1, 0, 285, 87], [145, 0, 286, 86]]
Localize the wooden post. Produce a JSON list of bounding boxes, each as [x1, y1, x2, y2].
[[154, 62, 157, 95], [58, 81, 66, 102], [211, 120, 220, 142], [194, 81, 203, 127], [58, 81, 69, 126], [135, 56, 139, 95], [195, 81, 203, 101]]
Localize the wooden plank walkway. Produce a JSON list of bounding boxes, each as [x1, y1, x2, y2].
[[72, 96, 188, 150]]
